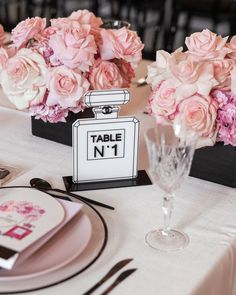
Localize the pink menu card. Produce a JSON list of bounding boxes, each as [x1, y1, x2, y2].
[[0, 188, 82, 270]]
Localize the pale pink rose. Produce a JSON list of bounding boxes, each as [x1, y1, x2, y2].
[[146, 49, 173, 89], [148, 80, 177, 119], [49, 25, 97, 71], [0, 47, 8, 72], [174, 93, 218, 145], [69, 9, 103, 28], [226, 36, 236, 60], [11, 17, 46, 48], [114, 59, 135, 87], [0, 25, 5, 46], [46, 65, 90, 108], [70, 10, 103, 43], [50, 18, 80, 30], [185, 29, 229, 60], [212, 58, 235, 90], [88, 59, 124, 89], [100, 27, 143, 67], [174, 62, 218, 101], [1, 48, 47, 109], [169, 50, 201, 83]]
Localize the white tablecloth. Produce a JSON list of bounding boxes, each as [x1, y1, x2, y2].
[[1, 60, 236, 295]]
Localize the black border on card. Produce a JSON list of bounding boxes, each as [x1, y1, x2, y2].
[[0, 186, 108, 294], [63, 170, 152, 192]]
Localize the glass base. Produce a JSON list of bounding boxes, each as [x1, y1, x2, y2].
[[145, 229, 189, 252]]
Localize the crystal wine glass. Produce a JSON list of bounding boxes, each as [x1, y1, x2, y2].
[[145, 124, 197, 251]]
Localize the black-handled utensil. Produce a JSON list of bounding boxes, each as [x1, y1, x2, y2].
[[30, 178, 115, 210], [100, 268, 137, 295], [83, 258, 133, 295]]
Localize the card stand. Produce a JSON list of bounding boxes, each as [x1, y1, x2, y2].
[[63, 170, 152, 192]]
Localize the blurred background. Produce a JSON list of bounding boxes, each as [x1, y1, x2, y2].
[[1, 0, 235, 60]]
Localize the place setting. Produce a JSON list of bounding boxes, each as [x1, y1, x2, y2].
[[1, 2, 236, 295]]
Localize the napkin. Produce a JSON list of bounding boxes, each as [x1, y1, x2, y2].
[[0, 189, 82, 270]]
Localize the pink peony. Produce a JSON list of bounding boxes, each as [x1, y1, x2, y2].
[[1, 48, 47, 109], [88, 59, 124, 90], [99, 27, 143, 67], [46, 65, 90, 108], [174, 93, 218, 145], [11, 17, 46, 48], [49, 25, 97, 71], [185, 29, 229, 60]]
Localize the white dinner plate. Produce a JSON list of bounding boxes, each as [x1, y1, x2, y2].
[[0, 211, 92, 280]]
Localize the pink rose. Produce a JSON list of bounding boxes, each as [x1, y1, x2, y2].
[[100, 27, 143, 67], [148, 80, 177, 120], [88, 59, 124, 90], [0, 47, 8, 72], [69, 9, 103, 43], [50, 18, 80, 30], [1, 48, 47, 109], [169, 50, 201, 84], [174, 61, 218, 100], [11, 17, 46, 48], [49, 25, 97, 71], [174, 93, 218, 145], [226, 36, 236, 60], [0, 25, 5, 46], [46, 65, 90, 108], [185, 29, 229, 60], [114, 59, 135, 87], [212, 58, 235, 90], [147, 50, 171, 88], [69, 9, 103, 28]]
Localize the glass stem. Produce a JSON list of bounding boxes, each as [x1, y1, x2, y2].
[[162, 192, 174, 235]]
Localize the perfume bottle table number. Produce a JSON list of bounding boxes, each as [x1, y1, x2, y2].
[[72, 89, 139, 183]]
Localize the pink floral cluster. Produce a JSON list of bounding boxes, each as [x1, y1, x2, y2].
[[0, 200, 45, 222], [0, 10, 143, 123], [147, 29, 236, 147]]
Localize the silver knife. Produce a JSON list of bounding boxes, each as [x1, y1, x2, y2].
[[100, 268, 137, 295], [83, 258, 133, 295]]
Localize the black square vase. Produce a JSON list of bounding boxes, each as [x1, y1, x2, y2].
[[190, 142, 236, 187], [31, 108, 94, 146]]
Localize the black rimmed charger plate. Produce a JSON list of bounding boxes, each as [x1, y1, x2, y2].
[[0, 186, 108, 294]]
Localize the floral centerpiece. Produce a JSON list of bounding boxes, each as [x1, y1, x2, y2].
[[147, 29, 236, 147], [0, 10, 143, 123]]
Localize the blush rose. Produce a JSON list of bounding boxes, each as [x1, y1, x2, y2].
[[11, 17, 46, 48], [46, 65, 90, 108], [174, 93, 218, 145], [1, 48, 47, 109], [49, 25, 97, 72], [88, 59, 124, 89], [100, 27, 143, 67]]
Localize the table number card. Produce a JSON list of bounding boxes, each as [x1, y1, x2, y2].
[[72, 89, 139, 183]]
